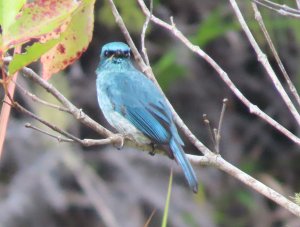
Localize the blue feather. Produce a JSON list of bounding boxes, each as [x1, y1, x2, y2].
[[96, 42, 198, 192], [170, 138, 198, 193]]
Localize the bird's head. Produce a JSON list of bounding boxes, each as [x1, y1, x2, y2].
[[100, 42, 131, 65]]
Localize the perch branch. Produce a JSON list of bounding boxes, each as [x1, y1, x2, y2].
[[20, 66, 114, 138], [137, 0, 300, 146], [108, 0, 300, 216], [4, 1, 300, 217]]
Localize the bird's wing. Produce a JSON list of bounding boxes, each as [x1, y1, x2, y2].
[[106, 71, 173, 144]]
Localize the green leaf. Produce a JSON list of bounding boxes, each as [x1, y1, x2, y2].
[[3, 0, 79, 49], [0, 0, 26, 55], [161, 170, 173, 227], [41, 0, 95, 80], [8, 38, 59, 75], [0, 0, 26, 32]]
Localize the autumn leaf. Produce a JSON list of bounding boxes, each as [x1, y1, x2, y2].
[[41, 0, 95, 80], [0, 0, 26, 57], [3, 0, 79, 50]]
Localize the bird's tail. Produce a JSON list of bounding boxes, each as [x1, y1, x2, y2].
[[170, 138, 198, 193]]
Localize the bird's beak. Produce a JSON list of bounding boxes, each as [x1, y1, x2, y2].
[[108, 54, 115, 61]]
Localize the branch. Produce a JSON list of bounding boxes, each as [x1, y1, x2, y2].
[[4, 1, 300, 217], [25, 123, 114, 146], [108, 0, 300, 216], [20, 66, 114, 138], [230, 0, 300, 127], [140, 0, 153, 66], [253, 0, 300, 18], [251, 2, 300, 108], [15, 81, 72, 114], [136, 0, 300, 146]]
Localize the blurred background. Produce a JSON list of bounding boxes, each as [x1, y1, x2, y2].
[[1, 0, 300, 226]]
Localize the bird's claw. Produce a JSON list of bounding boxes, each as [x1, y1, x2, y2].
[[148, 143, 157, 156], [111, 134, 124, 149]]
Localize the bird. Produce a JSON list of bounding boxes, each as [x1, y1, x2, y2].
[[96, 42, 198, 193]]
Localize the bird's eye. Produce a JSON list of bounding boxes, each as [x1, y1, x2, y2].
[[124, 50, 130, 58], [104, 50, 115, 57]]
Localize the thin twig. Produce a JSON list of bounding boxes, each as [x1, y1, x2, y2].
[[25, 123, 114, 146], [137, 0, 300, 146], [202, 114, 217, 152], [217, 99, 228, 138], [20, 67, 114, 138], [251, 2, 300, 108], [109, 0, 213, 156], [15, 81, 72, 114], [13, 101, 85, 144], [252, 0, 300, 18], [109, 0, 300, 216], [140, 0, 153, 66], [215, 98, 228, 153], [25, 123, 74, 143], [4, 60, 165, 153], [230, 0, 300, 123], [107, 0, 154, 79]]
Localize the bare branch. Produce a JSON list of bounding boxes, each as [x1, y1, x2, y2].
[[140, 0, 153, 66], [4, 0, 300, 217], [188, 152, 300, 216], [230, 0, 300, 127], [106, 0, 300, 216], [15, 81, 72, 114], [24, 123, 114, 146], [109, 0, 213, 157], [13, 101, 84, 144], [137, 0, 300, 146], [202, 114, 217, 152], [252, 0, 300, 18], [20, 66, 114, 138], [215, 98, 228, 153], [251, 3, 300, 108], [25, 123, 74, 143]]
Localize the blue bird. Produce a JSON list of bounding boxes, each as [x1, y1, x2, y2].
[[96, 42, 198, 193]]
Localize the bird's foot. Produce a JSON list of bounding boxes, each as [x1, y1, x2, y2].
[[111, 134, 124, 150], [148, 143, 157, 156]]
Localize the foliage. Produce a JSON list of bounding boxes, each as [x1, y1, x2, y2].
[[0, 0, 96, 158], [0, 0, 95, 80]]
